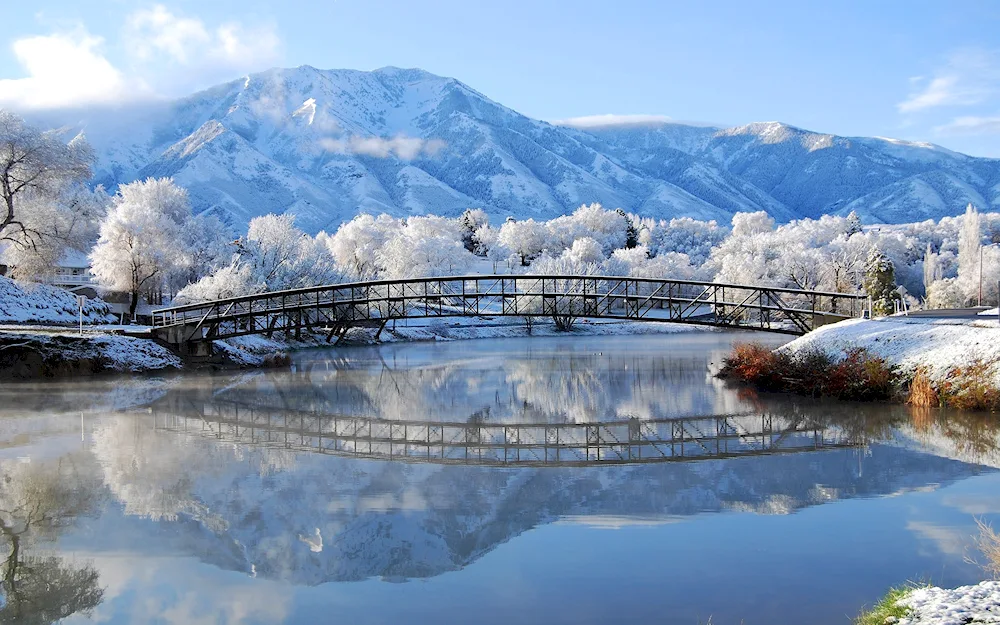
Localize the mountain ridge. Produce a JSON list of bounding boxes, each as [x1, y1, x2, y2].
[[34, 65, 1000, 233]]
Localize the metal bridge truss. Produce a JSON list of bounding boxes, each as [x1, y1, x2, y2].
[[151, 275, 867, 347], [147, 400, 856, 467]]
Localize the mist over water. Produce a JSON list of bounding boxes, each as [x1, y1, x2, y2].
[[2, 332, 999, 624]]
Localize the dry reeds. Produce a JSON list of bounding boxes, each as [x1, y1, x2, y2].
[[969, 517, 1000, 580], [907, 367, 940, 408]]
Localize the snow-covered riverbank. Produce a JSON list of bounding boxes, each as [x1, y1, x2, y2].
[[782, 316, 1000, 384], [0, 330, 181, 379], [896, 581, 1000, 624]]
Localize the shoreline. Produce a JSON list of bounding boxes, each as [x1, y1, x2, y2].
[[0, 317, 717, 380], [859, 581, 1000, 624], [718, 316, 1000, 410]]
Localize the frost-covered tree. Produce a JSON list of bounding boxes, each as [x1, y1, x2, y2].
[[957, 203, 982, 303], [846, 210, 863, 236], [2, 184, 109, 280], [472, 224, 509, 272], [0, 111, 95, 278], [458, 208, 489, 253], [174, 262, 260, 303], [824, 233, 869, 293], [617, 208, 639, 249], [172, 212, 234, 291], [731, 211, 775, 238], [926, 278, 965, 309], [90, 178, 194, 315], [923, 242, 942, 295], [177, 213, 341, 303], [499, 218, 547, 266], [562, 237, 605, 266], [322, 213, 401, 280], [640, 217, 724, 267], [378, 216, 473, 279], [862, 248, 900, 316], [568, 203, 627, 253], [239, 214, 340, 290]]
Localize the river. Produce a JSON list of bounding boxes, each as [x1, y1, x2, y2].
[[1, 331, 999, 624]]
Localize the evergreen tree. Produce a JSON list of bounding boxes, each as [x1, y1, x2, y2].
[[862, 248, 900, 316], [616, 208, 639, 249], [845, 210, 862, 236], [458, 208, 489, 254]]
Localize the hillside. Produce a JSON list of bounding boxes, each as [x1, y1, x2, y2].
[[36, 66, 1000, 234]]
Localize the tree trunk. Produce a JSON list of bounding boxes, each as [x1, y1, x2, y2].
[[129, 290, 140, 318]]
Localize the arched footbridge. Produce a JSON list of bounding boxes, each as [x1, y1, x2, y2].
[[151, 275, 867, 352]]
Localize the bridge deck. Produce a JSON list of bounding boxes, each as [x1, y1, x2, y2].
[[151, 275, 867, 346]]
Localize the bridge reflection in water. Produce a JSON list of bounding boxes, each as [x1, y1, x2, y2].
[[149, 400, 857, 466]]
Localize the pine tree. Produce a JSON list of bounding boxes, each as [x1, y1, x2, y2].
[[846, 210, 862, 236], [616, 208, 639, 249], [862, 248, 900, 316]]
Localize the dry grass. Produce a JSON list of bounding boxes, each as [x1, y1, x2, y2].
[[908, 367, 940, 408], [718, 343, 900, 401], [970, 517, 1000, 580], [718, 342, 790, 391], [939, 359, 1000, 411]]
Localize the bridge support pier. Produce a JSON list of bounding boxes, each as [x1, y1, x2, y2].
[[154, 323, 214, 357]]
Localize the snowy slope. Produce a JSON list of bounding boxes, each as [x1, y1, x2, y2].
[[0, 276, 115, 323], [35, 67, 1000, 234]]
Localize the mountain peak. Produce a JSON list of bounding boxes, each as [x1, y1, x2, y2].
[[63, 65, 999, 234]]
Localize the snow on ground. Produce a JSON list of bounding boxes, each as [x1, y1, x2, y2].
[[781, 317, 1000, 382], [362, 316, 708, 343], [214, 334, 290, 366], [898, 581, 1000, 624], [0, 275, 116, 324], [209, 317, 710, 365], [0, 329, 181, 373]]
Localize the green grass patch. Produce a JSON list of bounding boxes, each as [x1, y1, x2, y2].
[[855, 585, 922, 625]]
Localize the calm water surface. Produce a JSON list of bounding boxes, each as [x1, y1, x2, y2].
[[2, 331, 1000, 624]]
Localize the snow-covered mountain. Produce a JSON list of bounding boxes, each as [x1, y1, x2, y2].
[[48, 66, 1000, 233]]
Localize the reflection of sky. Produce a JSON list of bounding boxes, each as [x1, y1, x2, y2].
[[58, 472, 1000, 625], [5, 333, 1000, 624]]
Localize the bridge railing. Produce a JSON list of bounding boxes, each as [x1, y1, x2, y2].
[[151, 275, 867, 342]]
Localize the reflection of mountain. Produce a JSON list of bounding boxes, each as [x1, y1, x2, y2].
[[6, 334, 1000, 593], [82, 409, 992, 585]]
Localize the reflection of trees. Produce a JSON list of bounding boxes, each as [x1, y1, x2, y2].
[[0, 556, 102, 625], [0, 458, 103, 624], [211, 347, 747, 424], [907, 408, 1000, 464]]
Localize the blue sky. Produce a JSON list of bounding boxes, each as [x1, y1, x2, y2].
[[1, 1, 998, 156]]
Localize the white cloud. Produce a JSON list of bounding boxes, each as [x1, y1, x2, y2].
[[125, 5, 280, 70], [934, 115, 1000, 136], [320, 135, 447, 160], [0, 30, 132, 109], [552, 114, 673, 129], [906, 521, 971, 557], [898, 49, 1000, 113], [0, 7, 281, 111]]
